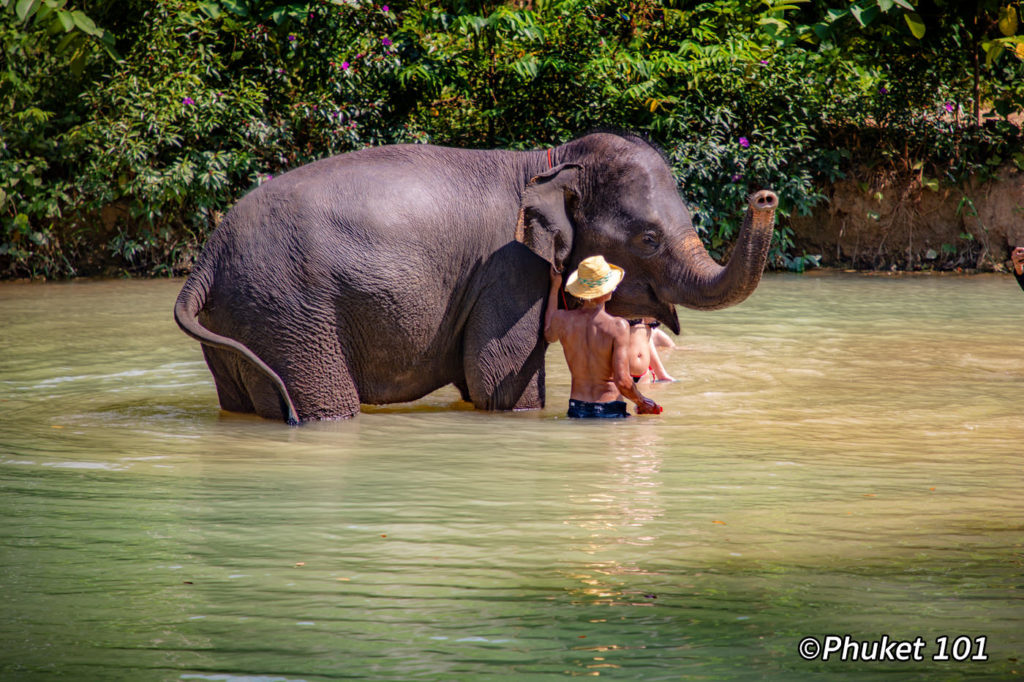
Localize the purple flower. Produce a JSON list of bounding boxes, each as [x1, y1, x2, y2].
[[760, 59, 768, 65], [382, 4, 389, 11], [381, 37, 392, 47], [738, 137, 750, 148], [341, 61, 350, 70], [182, 96, 195, 105], [879, 86, 888, 95], [944, 102, 954, 113], [288, 35, 296, 42], [731, 174, 742, 182]]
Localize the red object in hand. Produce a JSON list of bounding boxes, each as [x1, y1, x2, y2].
[[636, 400, 663, 415]]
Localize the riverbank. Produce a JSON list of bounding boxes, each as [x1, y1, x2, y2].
[[792, 163, 1024, 273]]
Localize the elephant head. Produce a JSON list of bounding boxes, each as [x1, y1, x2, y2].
[[517, 132, 778, 333]]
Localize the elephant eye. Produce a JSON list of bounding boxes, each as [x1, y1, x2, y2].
[[641, 232, 660, 247]]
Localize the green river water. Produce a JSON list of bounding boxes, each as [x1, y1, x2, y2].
[[1, 273, 1022, 680]]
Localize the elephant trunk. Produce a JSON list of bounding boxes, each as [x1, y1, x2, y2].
[[662, 190, 778, 311]]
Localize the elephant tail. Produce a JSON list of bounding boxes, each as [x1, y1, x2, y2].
[[173, 271, 301, 426]]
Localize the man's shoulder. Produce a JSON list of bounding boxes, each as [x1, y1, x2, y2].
[[596, 311, 630, 334]]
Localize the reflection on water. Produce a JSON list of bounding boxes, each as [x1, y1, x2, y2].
[[1, 274, 1022, 680], [563, 425, 666, 612]]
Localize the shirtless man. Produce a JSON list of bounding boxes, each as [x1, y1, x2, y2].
[[544, 255, 662, 418]]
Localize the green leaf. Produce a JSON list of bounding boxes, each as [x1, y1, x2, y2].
[[53, 29, 81, 54], [999, 5, 1018, 36], [219, 0, 249, 17], [56, 8, 73, 32], [758, 16, 788, 31], [850, 4, 879, 27], [15, 0, 40, 22], [811, 23, 832, 42], [904, 12, 925, 39], [891, 0, 913, 9], [763, 2, 805, 12], [510, 55, 539, 79], [70, 9, 100, 36], [985, 41, 1004, 67], [267, 5, 286, 24], [825, 8, 848, 22], [198, 1, 221, 19]]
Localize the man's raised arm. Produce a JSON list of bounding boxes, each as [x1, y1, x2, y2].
[[544, 266, 563, 343]]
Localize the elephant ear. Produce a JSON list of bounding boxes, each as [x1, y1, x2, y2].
[[515, 163, 581, 272]]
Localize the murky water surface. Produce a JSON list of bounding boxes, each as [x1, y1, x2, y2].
[[1, 274, 1022, 680]]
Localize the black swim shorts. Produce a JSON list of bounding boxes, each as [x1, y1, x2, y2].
[[567, 399, 629, 419]]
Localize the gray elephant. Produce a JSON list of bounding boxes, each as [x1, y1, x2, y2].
[[174, 132, 777, 423]]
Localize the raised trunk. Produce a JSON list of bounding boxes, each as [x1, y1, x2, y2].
[[663, 190, 778, 311]]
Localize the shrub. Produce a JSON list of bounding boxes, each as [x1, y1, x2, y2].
[[2, 0, 1022, 277]]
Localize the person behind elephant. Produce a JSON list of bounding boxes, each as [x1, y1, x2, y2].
[[651, 324, 676, 351], [1012, 246, 1024, 292], [544, 255, 663, 418], [627, 318, 675, 384]]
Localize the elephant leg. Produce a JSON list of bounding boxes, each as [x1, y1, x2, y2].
[[277, 330, 361, 421], [202, 346, 256, 415], [510, 344, 545, 410], [202, 346, 293, 419], [462, 299, 547, 411], [202, 331, 360, 422], [453, 378, 472, 403]]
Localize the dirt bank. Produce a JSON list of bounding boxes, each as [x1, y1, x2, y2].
[[791, 164, 1024, 271]]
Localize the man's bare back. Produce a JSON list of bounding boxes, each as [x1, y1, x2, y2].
[[544, 260, 662, 417]]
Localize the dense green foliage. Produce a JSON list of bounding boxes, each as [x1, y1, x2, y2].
[[2, 0, 1023, 277]]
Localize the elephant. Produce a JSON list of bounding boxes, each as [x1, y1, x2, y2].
[[173, 131, 778, 424]]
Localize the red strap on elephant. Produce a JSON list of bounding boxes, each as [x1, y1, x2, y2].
[[547, 148, 553, 169]]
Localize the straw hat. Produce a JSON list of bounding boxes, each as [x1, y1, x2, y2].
[[564, 255, 625, 299]]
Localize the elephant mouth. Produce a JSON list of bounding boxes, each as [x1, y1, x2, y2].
[[606, 283, 681, 335]]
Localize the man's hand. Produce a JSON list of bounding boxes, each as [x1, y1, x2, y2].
[[1012, 246, 1024, 276], [550, 265, 563, 285], [635, 397, 663, 415]]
